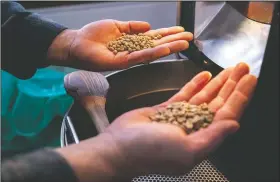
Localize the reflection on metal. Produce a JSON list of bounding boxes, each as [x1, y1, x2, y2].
[[60, 114, 79, 147], [194, 2, 271, 76], [228, 2, 274, 24]]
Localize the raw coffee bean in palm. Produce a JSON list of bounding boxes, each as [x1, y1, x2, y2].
[[149, 101, 215, 134], [107, 33, 162, 54]]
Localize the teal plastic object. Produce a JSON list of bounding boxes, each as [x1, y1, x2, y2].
[[1, 71, 17, 116], [1, 67, 73, 151], [1, 71, 18, 141]]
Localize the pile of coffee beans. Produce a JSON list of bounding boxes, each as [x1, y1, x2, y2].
[[107, 33, 162, 54], [149, 102, 215, 134]]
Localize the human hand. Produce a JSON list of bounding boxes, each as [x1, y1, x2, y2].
[[57, 63, 257, 182], [101, 63, 257, 178], [48, 19, 193, 71]]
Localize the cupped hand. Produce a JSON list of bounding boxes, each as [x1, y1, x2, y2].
[[103, 63, 257, 177], [49, 19, 192, 71]]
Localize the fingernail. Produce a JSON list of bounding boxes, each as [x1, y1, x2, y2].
[[228, 122, 240, 134], [188, 32, 194, 40], [193, 71, 212, 86], [176, 26, 185, 31], [236, 62, 250, 72], [181, 41, 189, 49]]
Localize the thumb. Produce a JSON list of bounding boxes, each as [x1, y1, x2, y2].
[[187, 120, 239, 159]]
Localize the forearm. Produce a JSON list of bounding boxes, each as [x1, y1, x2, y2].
[[1, 134, 128, 182], [56, 133, 132, 182], [1, 149, 78, 182], [1, 1, 68, 79]]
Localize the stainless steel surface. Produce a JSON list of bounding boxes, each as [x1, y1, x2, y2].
[[60, 119, 66, 147], [194, 2, 271, 77], [132, 160, 229, 182], [228, 2, 274, 24], [60, 115, 79, 147], [66, 116, 80, 144]]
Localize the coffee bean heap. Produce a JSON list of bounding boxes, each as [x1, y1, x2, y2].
[[149, 102, 215, 134], [107, 33, 162, 54]]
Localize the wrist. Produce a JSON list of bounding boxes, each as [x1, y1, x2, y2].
[[47, 29, 77, 67], [56, 133, 132, 182]]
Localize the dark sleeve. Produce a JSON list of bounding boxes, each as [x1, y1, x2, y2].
[[1, 149, 79, 182], [1, 1, 68, 79]]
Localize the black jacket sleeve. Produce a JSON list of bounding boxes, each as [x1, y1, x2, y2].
[[1, 149, 79, 182], [1, 1, 68, 79]]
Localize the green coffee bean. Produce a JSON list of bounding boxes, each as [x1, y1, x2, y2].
[[149, 101, 214, 134], [107, 33, 162, 54]]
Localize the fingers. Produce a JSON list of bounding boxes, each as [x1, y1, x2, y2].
[[115, 20, 151, 34], [214, 74, 258, 121], [208, 63, 250, 112], [127, 45, 170, 66], [154, 32, 193, 46], [116, 23, 193, 43], [112, 23, 193, 67], [126, 40, 189, 66], [189, 67, 234, 105], [186, 120, 239, 159], [164, 40, 189, 54], [145, 26, 187, 37], [163, 71, 212, 105]]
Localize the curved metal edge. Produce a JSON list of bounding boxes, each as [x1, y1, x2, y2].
[[66, 116, 79, 144], [60, 119, 66, 147], [176, 1, 182, 27], [60, 103, 80, 147], [61, 115, 80, 147], [61, 105, 71, 148], [175, 1, 183, 60], [105, 59, 187, 78], [61, 59, 188, 147]]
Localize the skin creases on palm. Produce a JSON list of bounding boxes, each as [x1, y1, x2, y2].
[[109, 62, 258, 137], [166, 62, 258, 122], [71, 19, 194, 71], [103, 62, 258, 177]]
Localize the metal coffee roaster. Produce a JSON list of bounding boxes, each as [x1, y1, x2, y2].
[[61, 2, 279, 182]]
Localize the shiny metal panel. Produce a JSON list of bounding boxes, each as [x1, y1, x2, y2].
[[194, 2, 271, 76]]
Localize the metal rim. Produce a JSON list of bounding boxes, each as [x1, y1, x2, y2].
[[60, 103, 80, 147], [60, 118, 66, 147], [104, 59, 186, 78], [60, 59, 187, 147]]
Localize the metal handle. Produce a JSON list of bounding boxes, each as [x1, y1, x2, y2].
[[177, 1, 196, 33], [64, 71, 110, 134], [176, 1, 196, 60], [176, 1, 223, 75]]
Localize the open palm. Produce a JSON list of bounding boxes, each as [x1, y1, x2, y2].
[[104, 63, 257, 177], [68, 19, 193, 71]]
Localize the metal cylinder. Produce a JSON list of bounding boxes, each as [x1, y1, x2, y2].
[[228, 2, 275, 24]]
